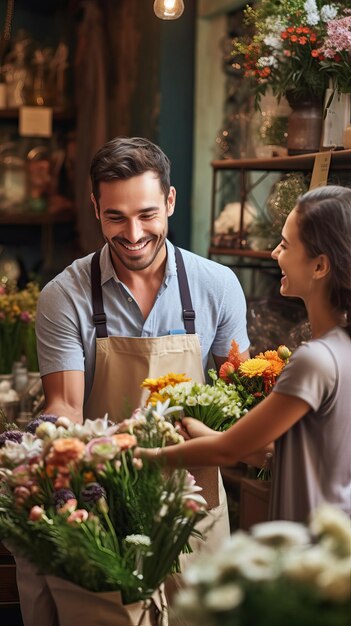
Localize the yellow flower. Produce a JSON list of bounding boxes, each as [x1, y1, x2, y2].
[[141, 372, 191, 392], [148, 391, 170, 405], [239, 358, 269, 378]]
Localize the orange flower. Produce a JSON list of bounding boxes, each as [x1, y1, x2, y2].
[[255, 350, 281, 362], [47, 438, 85, 468], [263, 359, 285, 377], [227, 340, 242, 369], [219, 361, 235, 383], [113, 433, 137, 450]]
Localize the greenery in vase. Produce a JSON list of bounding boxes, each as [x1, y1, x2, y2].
[[0, 281, 40, 374]]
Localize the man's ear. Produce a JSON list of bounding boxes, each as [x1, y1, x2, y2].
[[313, 254, 330, 280], [91, 193, 99, 220], [167, 186, 176, 217]]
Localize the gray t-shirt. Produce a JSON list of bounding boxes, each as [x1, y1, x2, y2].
[[36, 240, 249, 402], [270, 326, 351, 522]]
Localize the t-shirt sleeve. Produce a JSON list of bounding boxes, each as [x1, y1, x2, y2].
[[211, 267, 250, 357], [36, 280, 85, 375], [273, 341, 337, 411]]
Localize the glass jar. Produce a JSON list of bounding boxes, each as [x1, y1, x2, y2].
[[0, 142, 26, 212]]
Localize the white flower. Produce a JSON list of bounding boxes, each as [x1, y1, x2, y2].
[[283, 545, 332, 584], [257, 56, 278, 68], [309, 505, 351, 557], [152, 398, 183, 419], [320, 4, 338, 22], [175, 588, 202, 615], [81, 414, 118, 437], [186, 395, 197, 406], [263, 35, 283, 50], [304, 0, 319, 25], [205, 583, 244, 611], [317, 557, 351, 602], [55, 416, 71, 429], [0, 433, 43, 464], [125, 534, 151, 547], [183, 559, 219, 586], [251, 520, 310, 547], [35, 421, 57, 439]]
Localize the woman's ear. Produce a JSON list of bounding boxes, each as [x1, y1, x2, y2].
[[313, 254, 330, 280]]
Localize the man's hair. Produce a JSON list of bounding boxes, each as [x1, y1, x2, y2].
[[90, 136, 171, 202]]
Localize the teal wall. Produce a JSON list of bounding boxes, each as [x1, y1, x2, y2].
[[158, 2, 196, 249]]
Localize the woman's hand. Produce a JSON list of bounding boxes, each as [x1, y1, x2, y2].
[[176, 417, 219, 440]]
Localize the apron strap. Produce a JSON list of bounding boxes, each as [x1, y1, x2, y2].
[[91, 247, 195, 337], [91, 250, 108, 338], [174, 246, 196, 334]]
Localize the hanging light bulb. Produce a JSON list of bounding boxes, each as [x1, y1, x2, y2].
[[153, 0, 184, 20]]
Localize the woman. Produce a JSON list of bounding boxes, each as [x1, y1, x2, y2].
[[136, 185, 351, 522]]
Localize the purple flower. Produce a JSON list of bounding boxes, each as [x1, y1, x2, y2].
[[81, 483, 106, 504], [25, 414, 58, 434], [53, 488, 76, 509], [0, 430, 23, 447], [20, 311, 31, 323]]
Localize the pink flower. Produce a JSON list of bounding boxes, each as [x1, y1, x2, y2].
[[184, 499, 202, 513], [29, 506, 45, 521], [57, 498, 77, 514], [14, 486, 31, 500], [67, 509, 89, 524], [85, 437, 119, 462], [20, 311, 31, 323]]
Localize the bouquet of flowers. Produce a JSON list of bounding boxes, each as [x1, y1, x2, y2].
[[141, 373, 245, 432], [0, 280, 40, 374], [232, 0, 350, 106], [0, 405, 207, 614], [141, 343, 291, 432], [218, 340, 291, 406], [175, 504, 351, 626]]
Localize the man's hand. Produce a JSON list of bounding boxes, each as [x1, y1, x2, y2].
[[176, 417, 219, 440]]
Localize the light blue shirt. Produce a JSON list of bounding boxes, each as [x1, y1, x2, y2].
[[36, 241, 249, 401]]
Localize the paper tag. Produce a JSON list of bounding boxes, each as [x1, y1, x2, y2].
[[309, 152, 332, 190], [19, 106, 53, 137]]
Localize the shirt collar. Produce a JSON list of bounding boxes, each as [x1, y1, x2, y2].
[[99, 240, 177, 286]]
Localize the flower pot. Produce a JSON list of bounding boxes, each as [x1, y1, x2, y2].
[[286, 97, 323, 155], [45, 576, 167, 626]]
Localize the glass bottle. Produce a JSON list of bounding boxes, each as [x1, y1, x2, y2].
[[5, 40, 32, 108], [0, 141, 26, 212]]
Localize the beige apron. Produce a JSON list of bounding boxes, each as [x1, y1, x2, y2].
[[84, 248, 230, 623]]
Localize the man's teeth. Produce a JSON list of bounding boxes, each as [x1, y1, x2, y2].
[[122, 242, 147, 251]]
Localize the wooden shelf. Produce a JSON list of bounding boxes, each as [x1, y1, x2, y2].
[[211, 148, 351, 172], [0, 107, 75, 122], [0, 210, 75, 225], [209, 149, 351, 276]]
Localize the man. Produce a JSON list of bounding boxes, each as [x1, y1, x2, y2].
[[18, 137, 250, 626], [36, 136, 250, 421]]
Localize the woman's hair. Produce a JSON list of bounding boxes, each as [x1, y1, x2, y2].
[[296, 185, 351, 337], [90, 136, 171, 204]]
